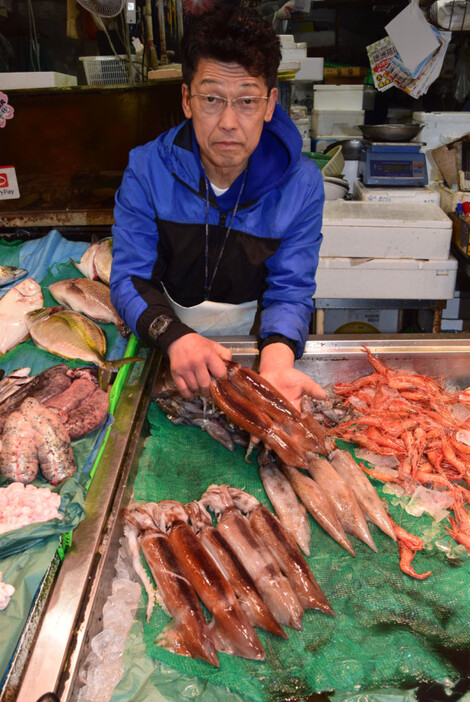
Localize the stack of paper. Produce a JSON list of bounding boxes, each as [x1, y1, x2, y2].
[[366, 2, 451, 99]]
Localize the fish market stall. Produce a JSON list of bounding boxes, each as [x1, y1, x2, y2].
[[0, 230, 151, 700], [12, 336, 469, 702]]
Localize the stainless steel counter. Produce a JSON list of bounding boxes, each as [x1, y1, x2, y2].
[[9, 334, 470, 701]]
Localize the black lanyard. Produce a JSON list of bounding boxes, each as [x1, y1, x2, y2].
[[204, 171, 247, 301]]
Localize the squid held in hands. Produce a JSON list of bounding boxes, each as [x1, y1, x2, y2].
[[200, 484, 305, 631], [209, 361, 328, 470], [228, 486, 334, 616]]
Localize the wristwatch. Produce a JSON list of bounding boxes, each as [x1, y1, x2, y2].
[[148, 314, 174, 342]]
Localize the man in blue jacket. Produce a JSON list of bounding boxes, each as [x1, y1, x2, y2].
[[110, 4, 326, 409]]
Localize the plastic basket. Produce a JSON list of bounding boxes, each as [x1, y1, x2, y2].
[[79, 55, 140, 85]]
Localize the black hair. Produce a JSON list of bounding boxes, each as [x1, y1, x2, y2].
[[180, 5, 282, 92]]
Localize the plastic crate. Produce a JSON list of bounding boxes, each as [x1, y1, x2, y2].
[[79, 55, 140, 85]]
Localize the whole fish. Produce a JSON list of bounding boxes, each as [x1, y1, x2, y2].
[[25, 308, 142, 388], [124, 507, 220, 667], [0, 265, 28, 287], [329, 449, 397, 542], [70, 241, 100, 280], [228, 487, 334, 615], [94, 237, 113, 285], [307, 457, 377, 552], [0, 411, 39, 483], [148, 500, 265, 661], [201, 485, 304, 631], [280, 463, 356, 556], [186, 500, 287, 639], [258, 449, 311, 556], [49, 278, 127, 335], [0, 278, 43, 354], [70, 237, 112, 285]]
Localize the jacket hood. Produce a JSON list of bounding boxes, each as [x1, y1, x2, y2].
[[159, 104, 303, 209]]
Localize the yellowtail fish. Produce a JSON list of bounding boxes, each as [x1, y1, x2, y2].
[[26, 307, 142, 389]]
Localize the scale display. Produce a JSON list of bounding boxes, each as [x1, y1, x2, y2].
[[359, 142, 428, 187]]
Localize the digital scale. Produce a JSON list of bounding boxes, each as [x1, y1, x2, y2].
[[358, 142, 428, 187]]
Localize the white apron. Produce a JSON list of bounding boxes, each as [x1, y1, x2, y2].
[[163, 286, 257, 336]]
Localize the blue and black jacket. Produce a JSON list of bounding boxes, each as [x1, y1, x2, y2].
[[110, 104, 324, 357]]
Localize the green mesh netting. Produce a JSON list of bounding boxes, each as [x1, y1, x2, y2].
[[132, 403, 470, 702]]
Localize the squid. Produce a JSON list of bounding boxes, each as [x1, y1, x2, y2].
[[258, 449, 311, 556], [329, 449, 397, 541], [209, 361, 327, 471], [147, 500, 265, 660], [307, 457, 378, 552], [186, 500, 287, 639], [200, 485, 305, 630], [124, 505, 220, 667], [227, 486, 334, 616]]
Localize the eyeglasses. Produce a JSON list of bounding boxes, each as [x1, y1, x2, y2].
[[189, 93, 269, 116]]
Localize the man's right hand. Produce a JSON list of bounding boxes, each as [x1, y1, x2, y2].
[[167, 333, 232, 398]]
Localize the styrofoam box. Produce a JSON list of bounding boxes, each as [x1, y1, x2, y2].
[[321, 201, 452, 259], [0, 71, 77, 89], [315, 255, 458, 300], [441, 318, 464, 331], [312, 109, 365, 137], [313, 85, 373, 110], [354, 180, 441, 205], [293, 57, 324, 82], [412, 111, 470, 183], [281, 46, 307, 62], [323, 307, 400, 334]]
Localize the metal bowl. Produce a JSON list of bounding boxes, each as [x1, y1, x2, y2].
[[324, 138, 363, 160], [359, 123, 424, 142]]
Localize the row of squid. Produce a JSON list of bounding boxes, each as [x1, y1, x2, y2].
[[125, 485, 334, 667]]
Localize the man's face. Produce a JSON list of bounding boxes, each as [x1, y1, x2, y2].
[[182, 59, 278, 185]]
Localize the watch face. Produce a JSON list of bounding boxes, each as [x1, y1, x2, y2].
[[149, 315, 173, 340]]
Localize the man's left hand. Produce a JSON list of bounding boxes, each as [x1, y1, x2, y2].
[[259, 342, 326, 412]]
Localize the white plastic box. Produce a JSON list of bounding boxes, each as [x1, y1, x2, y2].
[[313, 84, 374, 110], [412, 111, 470, 182], [312, 109, 365, 137], [293, 58, 324, 82], [321, 200, 452, 259], [0, 72, 77, 89], [315, 255, 458, 300], [354, 181, 441, 205]]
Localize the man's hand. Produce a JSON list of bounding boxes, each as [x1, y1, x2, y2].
[[259, 342, 326, 411], [167, 333, 231, 398]]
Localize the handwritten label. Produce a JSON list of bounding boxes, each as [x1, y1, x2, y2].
[[0, 166, 20, 200], [0, 92, 14, 127]]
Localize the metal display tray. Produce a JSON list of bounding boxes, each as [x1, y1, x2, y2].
[[11, 334, 470, 701]]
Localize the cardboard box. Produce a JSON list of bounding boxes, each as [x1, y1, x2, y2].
[[450, 213, 470, 257], [322, 307, 400, 333]]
